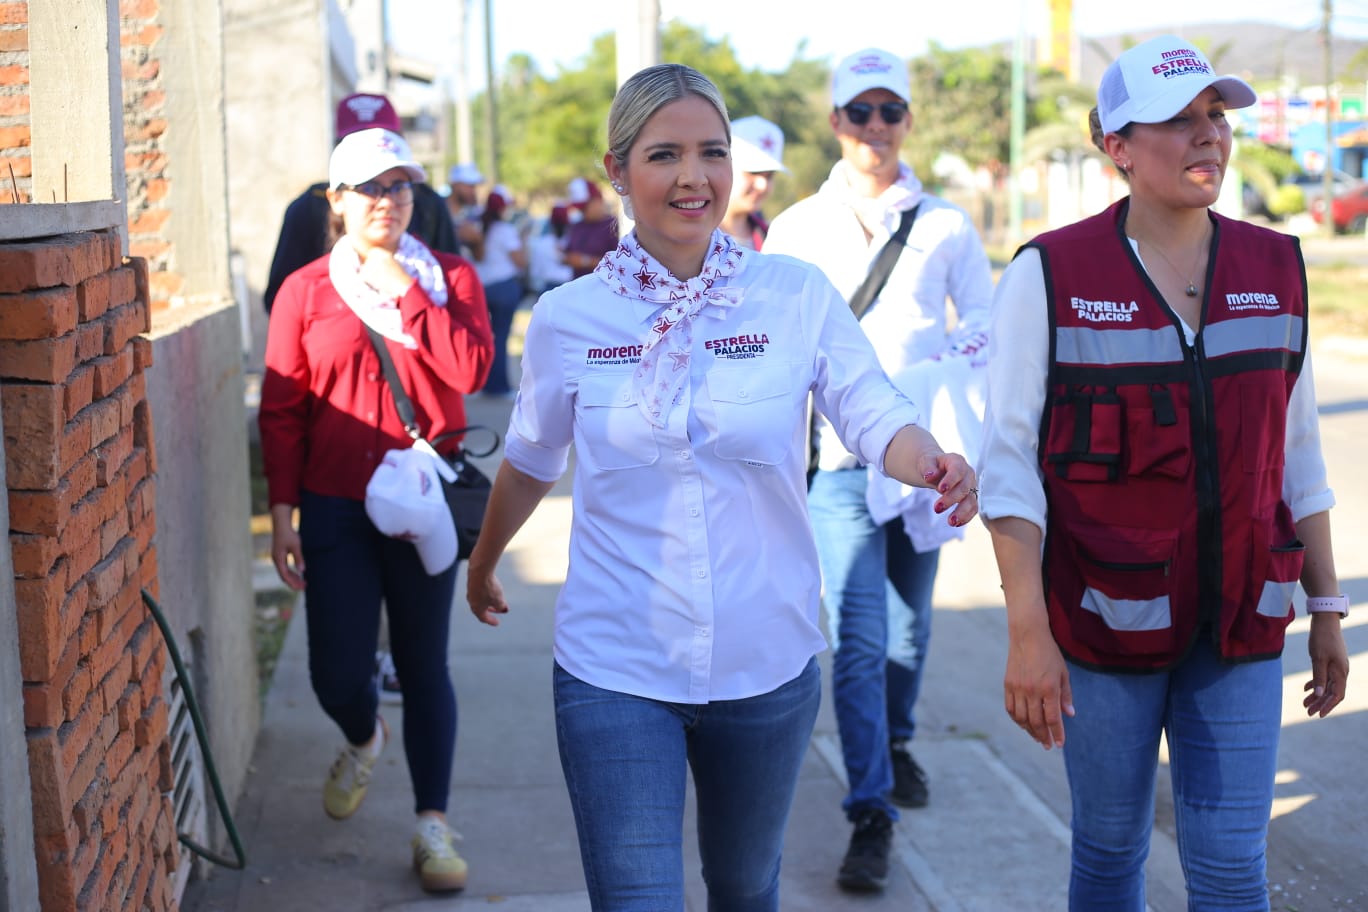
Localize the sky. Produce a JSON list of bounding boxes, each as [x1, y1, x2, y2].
[[387, 0, 1368, 91]]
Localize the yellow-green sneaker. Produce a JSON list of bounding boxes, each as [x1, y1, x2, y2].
[[322, 715, 388, 820], [411, 817, 468, 893]]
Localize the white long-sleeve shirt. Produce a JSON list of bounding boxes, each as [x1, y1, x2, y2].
[[506, 252, 922, 704], [764, 162, 995, 472], [978, 247, 1335, 534]]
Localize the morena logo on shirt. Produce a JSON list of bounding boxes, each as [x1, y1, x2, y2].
[[584, 344, 644, 366], [705, 333, 771, 360]]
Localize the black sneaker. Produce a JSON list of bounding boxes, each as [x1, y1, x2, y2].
[[890, 742, 928, 808], [375, 650, 403, 705], [837, 808, 892, 892]]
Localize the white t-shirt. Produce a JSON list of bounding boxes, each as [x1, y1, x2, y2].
[[474, 220, 523, 286], [507, 252, 922, 703]]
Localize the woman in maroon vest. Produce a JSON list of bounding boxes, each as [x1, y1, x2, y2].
[[979, 35, 1349, 910]]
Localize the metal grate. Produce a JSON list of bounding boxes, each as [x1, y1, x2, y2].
[[165, 661, 206, 904]]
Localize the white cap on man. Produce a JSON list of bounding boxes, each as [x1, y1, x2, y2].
[[730, 116, 788, 174], [1097, 35, 1256, 134], [831, 48, 911, 107], [448, 162, 484, 185], [364, 448, 457, 576], [330, 128, 426, 189]]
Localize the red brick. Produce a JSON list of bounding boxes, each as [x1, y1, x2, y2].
[[26, 730, 71, 838], [127, 208, 169, 236], [0, 123, 30, 148], [60, 659, 93, 723], [10, 531, 59, 579], [75, 319, 103, 361], [0, 94, 28, 117], [0, 29, 26, 53], [63, 362, 94, 420], [1, 381, 63, 483], [0, 3, 27, 25], [7, 480, 75, 537], [65, 714, 116, 810], [76, 271, 112, 321], [132, 399, 154, 459], [58, 409, 93, 482], [0, 333, 76, 383], [71, 782, 100, 840], [130, 335, 153, 371], [0, 285, 78, 340], [34, 834, 78, 911], [0, 234, 104, 293], [23, 680, 63, 729], [92, 348, 134, 398], [13, 566, 67, 680]]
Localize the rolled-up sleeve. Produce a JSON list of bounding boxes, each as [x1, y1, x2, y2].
[[505, 291, 574, 482]]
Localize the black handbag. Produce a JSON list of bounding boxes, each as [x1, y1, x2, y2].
[[365, 326, 500, 561]]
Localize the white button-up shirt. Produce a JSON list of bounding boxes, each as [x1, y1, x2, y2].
[[506, 252, 921, 703]]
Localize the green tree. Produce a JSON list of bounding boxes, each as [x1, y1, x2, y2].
[[907, 43, 1017, 185]]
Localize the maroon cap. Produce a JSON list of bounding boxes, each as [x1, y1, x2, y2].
[[335, 93, 401, 141]]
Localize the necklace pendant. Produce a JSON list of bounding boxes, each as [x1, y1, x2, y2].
[[1185, 283, 1198, 297]]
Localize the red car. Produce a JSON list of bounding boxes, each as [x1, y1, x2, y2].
[[1310, 181, 1368, 233]]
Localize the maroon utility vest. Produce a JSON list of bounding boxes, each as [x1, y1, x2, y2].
[[1026, 199, 1307, 671]]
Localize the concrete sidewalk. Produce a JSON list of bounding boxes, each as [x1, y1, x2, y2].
[[185, 376, 1368, 912]]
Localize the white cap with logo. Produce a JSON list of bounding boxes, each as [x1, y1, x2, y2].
[[1097, 35, 1256, 134], [730, 116, 788, 174], [831, 48, 911, 107], [330, 128, 427, 189], [364, 448, 457, 576]]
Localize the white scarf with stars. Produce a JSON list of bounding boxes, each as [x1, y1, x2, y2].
[[594, 230, 747, 427]]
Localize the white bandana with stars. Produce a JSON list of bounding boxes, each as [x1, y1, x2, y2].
[[594, 229, 747, 427]]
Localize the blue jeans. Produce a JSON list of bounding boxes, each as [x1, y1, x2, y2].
[[482, 275, 523, 394], [1063, 637, 1283, 911], [299, 490, 459, 814], [553, 658, 820, 912], [808, 467, 939, 820]]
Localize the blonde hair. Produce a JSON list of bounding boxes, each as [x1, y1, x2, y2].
[[606, 64, 730, 170]]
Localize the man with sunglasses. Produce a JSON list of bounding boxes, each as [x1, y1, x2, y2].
[[764, 47, 993, 894]]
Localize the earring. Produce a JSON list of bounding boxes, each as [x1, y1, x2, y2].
[[611, 181, 626, 194]]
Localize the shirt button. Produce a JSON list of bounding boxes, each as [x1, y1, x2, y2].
[[697, 626, 711, 638], [738, 390, 749, 399], [695, 569, 706, 578], [679, 451, 691, 460], [689, 507, 699, 517]]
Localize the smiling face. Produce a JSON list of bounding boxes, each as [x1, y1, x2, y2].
[[1108, 87, 1232, 210], [328, 166, 414, 254], [831, 87, 910, 185], [605, 94, 732, 279]]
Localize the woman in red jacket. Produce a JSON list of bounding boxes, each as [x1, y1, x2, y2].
[[259, 127, 492, 893]]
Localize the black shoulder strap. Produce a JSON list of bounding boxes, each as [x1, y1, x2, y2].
[[848, 204, 919, 321], [365, 325, 501, 457]]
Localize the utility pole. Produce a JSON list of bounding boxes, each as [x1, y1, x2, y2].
[[483, 0, 499, 185], [454, 0, 473, 166], [1008, 0, 1026, 247], [1323, 0, 1336, 238]]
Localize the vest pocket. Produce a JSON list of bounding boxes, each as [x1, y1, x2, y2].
[[1125, 386, 1191, 480], [1252, 526, 1304, 620], [575, 374, 661, 471], [1071, 523, 1178, 633], [1045, 387, 1122, 482]]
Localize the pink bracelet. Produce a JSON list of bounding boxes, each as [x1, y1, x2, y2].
[[1306, 595, 1349, 618]]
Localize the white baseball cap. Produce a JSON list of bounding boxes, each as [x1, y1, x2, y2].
[[365, 448, 457, 576], [330, 128, 427, 189], [831, 48, 910, 107], [448, 161, 484, 185], [730, 116, 788, 174], [1097, 34, 1256, 134]]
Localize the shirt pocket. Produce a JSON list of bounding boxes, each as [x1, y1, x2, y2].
[[575, 374, 660, 471], [707, 363, 797, 466]]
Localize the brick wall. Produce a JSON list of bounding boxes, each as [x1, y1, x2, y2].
[[120, 0, 179, 312], [1, 229, 178, 911], [0, 0, 29, 202]]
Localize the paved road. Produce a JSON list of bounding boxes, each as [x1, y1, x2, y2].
[[187, 343, 1367, 911]]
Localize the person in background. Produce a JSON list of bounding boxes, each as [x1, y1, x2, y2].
[[560, 176, 618, 278], [465, 62, 978, 912], [263, 93, 459, 314], [446, 162, 486, 258], [764, 47, 994, 894], [980, 35, 1350, 909], [526, 202, 573, 295], [472, 185, 527, 398], [719, 114, 786, 249], [259, 127, 493, 894]]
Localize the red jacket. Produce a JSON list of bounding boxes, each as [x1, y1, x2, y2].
[[1028, 200, 1307, 670], [259, 249, 493, 506]]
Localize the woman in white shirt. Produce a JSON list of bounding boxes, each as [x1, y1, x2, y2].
[[472, 187, 527, 396], [464, 63, 977, 911]]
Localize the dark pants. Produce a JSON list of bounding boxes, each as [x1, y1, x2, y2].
[[483, 276, 523, 394], [299, 490, 458, 814]]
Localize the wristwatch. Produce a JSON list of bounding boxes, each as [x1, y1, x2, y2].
[[1306, 595, 1350, 618]]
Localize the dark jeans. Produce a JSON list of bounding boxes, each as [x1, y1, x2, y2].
[[299, 490, 458, 814], [483, 276, 523, 394]]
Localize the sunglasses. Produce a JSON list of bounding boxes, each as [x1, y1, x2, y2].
[[840, 101, 909, 126], [342, 179, 414, 203]]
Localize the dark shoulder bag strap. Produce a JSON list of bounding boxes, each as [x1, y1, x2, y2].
[[847, 203, 920, 320], [364, 325, 501, 457]]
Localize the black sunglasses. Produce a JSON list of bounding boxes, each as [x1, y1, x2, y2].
[[840, 101, 909, 126]]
